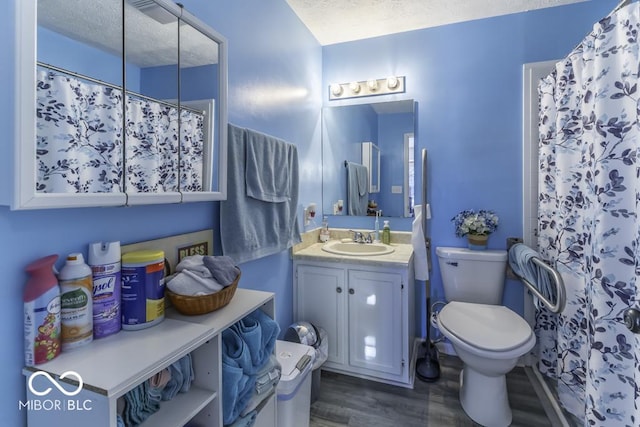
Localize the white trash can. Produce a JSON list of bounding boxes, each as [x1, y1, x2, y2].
[[276, 340, 315, 427]]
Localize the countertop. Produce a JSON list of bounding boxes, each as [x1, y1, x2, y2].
[[292, 239, 413, 267]]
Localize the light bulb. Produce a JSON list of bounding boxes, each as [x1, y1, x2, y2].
[[387, 76, 399, 89], [349, 82, 361, 94], [330, 84, 343, 96], [367, 79, 378, 91]]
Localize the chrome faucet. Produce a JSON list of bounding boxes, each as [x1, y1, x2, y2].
[[350, 230, 373, 244]]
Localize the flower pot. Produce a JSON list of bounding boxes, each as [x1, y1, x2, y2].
[[467, 234, 488, 250]]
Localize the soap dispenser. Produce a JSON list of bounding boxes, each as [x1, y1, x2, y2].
[[382, 220, 391, 245], [320, 216, 330, 242]]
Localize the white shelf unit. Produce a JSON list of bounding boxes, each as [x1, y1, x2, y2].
[[23, 288, 276, 427]]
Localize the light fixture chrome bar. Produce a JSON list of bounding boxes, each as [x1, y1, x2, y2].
[[329, 76, 405, 100]]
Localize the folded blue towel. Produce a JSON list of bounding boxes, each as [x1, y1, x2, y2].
[[232, 317, 262, 373], [123, 381, 159, 427], [179, 354, 195, 393], [228, 409, 258, 427], [508, 243, 556, 305], [117, 414, 125, 427], [222, 327, 254, 373], [161, 361, 184, 401], [222, 360, 257, 425], [245, 309, 280, 370], [203, 255, 239, 286]]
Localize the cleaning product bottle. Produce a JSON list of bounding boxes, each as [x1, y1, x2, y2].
[[374, 211, 381, 243], [24, 254, 61, 366], [319, 216, 330, 242], [88, 241, 121, 339], [382, 220, 391, 245], [59, 253, 93, 350]]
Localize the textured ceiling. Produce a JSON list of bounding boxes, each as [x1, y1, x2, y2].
[[286, 0, 589, 45], [38, 0, 218, 68]]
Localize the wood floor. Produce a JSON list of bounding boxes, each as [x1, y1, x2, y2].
[[310, 353, 551, 427]]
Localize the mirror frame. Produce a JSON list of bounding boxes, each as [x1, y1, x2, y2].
[[14, 0, 227, 209]]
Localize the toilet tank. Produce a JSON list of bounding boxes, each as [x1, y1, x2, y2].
[[436, 247, 508, 305]]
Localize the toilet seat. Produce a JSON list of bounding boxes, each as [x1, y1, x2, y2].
[[438, 301, 533, 352]]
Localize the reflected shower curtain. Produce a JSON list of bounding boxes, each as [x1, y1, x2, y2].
[[36, 69, 124, 193], [537, 3, 640, 425], [36, 68, 205, 194], [125, 95, 180, 193]]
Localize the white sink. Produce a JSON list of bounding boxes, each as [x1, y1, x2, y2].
[[322, 241, 395, 256]]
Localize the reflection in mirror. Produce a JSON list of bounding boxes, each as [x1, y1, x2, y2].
[[179, 23, 220, 194], [322, 100, 415, 218], [36, 0, 124, 195], [125, 0, 180, 199], [124, 1, 181, 202]]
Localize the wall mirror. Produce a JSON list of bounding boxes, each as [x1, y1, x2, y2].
[[13, 0, 227, 209], [322, 100, 416, 218]]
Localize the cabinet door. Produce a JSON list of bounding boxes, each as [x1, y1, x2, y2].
[[348, 270, 403, 375], [296, 265, 346, 365]]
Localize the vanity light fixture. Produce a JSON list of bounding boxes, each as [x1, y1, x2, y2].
[[330, 84, 343, 97], [328, 76, 405, 100]]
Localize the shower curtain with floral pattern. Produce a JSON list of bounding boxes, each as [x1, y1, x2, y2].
[[537, 3, 640, 425], [36, 68, 204, 194]]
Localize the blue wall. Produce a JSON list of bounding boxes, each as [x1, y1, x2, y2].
[[0, 0, 619, 425], [322, 0, 619, 337]]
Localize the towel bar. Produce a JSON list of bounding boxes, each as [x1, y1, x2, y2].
[[515, 257, 566, 313]]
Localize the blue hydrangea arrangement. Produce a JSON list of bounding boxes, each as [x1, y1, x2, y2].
[[451, 209, 499, 237]]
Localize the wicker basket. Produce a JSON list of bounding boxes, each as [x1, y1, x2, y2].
[[166, 271, 240, 316]]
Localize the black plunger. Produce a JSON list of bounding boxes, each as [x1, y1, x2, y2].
[[416, 148, 440, 382]]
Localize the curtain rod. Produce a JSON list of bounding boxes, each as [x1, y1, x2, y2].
[[37, 61, 204, 115]]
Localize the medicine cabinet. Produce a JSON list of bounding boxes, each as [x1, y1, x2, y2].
[[13, 0, 228, 209]]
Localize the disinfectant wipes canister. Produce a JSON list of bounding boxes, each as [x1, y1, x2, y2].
[[121, 250, 165, 330], [89, 241, 121, 339]]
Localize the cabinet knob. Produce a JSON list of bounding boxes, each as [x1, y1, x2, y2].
[[336, 287, 342, 293], [349, 288, 355, 295]]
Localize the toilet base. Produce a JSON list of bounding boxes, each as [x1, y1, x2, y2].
[[459, 367, 511, 427]]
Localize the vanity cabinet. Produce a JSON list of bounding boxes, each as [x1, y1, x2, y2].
[[23, 289, 275, 427], [294, 260, 414, 387]]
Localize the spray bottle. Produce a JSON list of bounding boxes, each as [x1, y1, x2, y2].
[[24, 254, 61, 366], [59, 253, 93, 350], [89, 241, 121, 339]]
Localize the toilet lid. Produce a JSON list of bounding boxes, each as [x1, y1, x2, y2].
[[438, 301, 533, 351]]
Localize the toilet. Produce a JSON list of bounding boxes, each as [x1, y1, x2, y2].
[[435, 247, 535, 427]]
